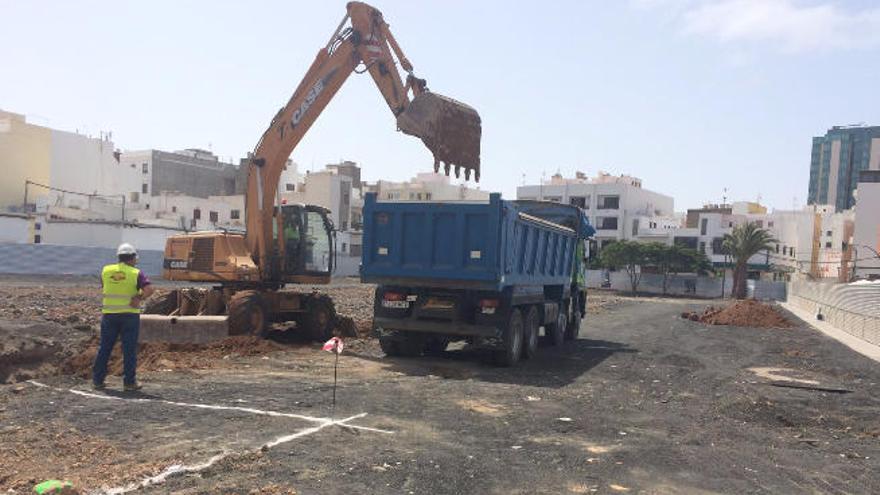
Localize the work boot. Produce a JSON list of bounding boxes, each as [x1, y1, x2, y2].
[[123, 381, 143, 392], [92, 382, 106, 391]]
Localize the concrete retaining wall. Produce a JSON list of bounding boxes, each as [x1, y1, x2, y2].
[[787, 281, 880, 346]]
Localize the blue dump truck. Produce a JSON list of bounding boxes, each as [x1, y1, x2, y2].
[[361, 192, 595, 366]]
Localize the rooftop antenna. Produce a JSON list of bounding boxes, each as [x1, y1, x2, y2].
[[722, 187, 728, 206]]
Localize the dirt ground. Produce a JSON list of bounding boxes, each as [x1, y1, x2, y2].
[[1, 278, 879, 494]]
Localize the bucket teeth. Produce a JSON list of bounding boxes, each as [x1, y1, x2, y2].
[[397, 92, 482, 182]]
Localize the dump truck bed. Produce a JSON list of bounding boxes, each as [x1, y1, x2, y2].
[[361, 193, 585, 290]]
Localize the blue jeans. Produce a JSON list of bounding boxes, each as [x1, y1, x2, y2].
[[93, 313, 140, 386]]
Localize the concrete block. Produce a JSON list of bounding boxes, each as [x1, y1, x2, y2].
[[139, 315, 229, 344]]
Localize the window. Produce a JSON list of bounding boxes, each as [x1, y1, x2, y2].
[[632, 219, 639, 237], [142, 163, 148, 174], [342, 242, 347, 252], [130, 163, 136, 169], [825, 242, 832, 249], [230, 209, 240, 220], [756, 220, 763, 228], [172, 206, 177, 213], [193, 208, 201, 220], [768, 221, 774, 228], [674, 237, 698, 249], [699, 241, 706, 254], [286, 183, 295, 192], [142, 183, 148, 194], [209, 211, 219, 223], [129, 192, 139, 203], [426, 193, 432, 200], [145, 203, 150, 210], [597, 217, 618, 230], [597, 195, 620, 209], [569, 196, 586, 208], [775, 244, 779, 253], [34, 235, 41, 244], [728, 221, 733, 227], [341, 220, 348, 231], [700, 218, 708, 235], [34, 222, 41, 231], [712, 238, 724, 254], [826, 230, 832, 237]]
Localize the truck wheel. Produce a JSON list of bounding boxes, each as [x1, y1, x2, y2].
[[380, 333, 424, 357], [565, 307, 581, 341], [547, 310, 567, 347], [494, 308, 524, 366], [522, 306, 539, 359], [303, 295, 337, 342], [424, 337, 449, 355], [379, 337, 402, 356], [228, 290, 269, 338]]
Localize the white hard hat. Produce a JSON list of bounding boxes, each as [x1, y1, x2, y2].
[[117, 243, 138, 256]]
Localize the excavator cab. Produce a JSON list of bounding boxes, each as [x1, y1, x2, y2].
[[279, 204, 335, 284]]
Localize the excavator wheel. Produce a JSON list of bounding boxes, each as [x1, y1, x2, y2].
[[228, 290, 269, 338], [144, 290, 178, 315], [302, 295, 337, 342]]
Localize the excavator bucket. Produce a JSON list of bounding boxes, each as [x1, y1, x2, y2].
[[397, 92, 482, 181]]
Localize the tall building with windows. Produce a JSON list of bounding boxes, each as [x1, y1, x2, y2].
[[808, 125, 880, 212]]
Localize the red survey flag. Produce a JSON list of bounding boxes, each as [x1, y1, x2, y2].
[[322, 336, 344, 354]]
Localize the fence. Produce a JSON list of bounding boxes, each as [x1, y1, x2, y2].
[[0, 243, 164, 277], [0, 243, 361, 280], [787, 280, 880, 346], [586, 269, 786, 300]]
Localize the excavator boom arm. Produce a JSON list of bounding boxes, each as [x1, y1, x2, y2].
[[245, 2, 481, 276]]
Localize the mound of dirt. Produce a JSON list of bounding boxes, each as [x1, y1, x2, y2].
[[681, 300, 793, 328], [0, 320, 93, 384], [64, 335, 284, 378]]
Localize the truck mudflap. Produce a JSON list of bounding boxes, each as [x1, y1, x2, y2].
[[373, 316, 499, 338]]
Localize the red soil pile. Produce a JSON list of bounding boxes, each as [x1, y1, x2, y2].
[[681, 300, 793, 329], [64, 335, 283, 378]]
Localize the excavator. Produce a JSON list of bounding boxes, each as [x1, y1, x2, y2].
[[141, 2, 481, 342]]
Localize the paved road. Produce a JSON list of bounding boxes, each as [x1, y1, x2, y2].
[[3, 297, 879, 494]]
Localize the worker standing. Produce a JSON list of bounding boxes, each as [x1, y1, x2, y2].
[[92, 243, 154, 391]]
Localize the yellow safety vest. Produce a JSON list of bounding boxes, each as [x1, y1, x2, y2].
[[101, 263, 141, 314]]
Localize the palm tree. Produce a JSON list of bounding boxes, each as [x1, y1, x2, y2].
[[722, 222, 776, 299]]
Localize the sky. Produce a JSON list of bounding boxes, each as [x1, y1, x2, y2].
[[2, 0, 879, 211]]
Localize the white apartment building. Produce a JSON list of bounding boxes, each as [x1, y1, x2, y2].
[[367, 173, 490, 202], [517, 172, 675, 248], [853, 171, 880, 279]]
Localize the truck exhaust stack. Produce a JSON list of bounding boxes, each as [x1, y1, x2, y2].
[[396, 92, 482, 181]]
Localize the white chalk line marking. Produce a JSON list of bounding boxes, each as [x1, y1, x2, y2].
[[28, 380, 393, 434], [101, 413, 371, 495], [26, 381, 394, 494]]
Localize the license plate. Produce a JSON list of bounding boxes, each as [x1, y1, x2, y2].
[[382, 300, 409, 309], [423, 297, 455, 310]]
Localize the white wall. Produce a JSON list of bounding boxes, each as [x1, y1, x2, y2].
[[39, 220, 180, 251], [854, 181, 880, 278], [0, 215, 30, 243]]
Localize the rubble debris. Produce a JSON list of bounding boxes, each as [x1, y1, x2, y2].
[[680, 300, 793, 328], [63, 336, 284, 378], [0, 320, 90, 384], [0, 419, 171, 492]]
